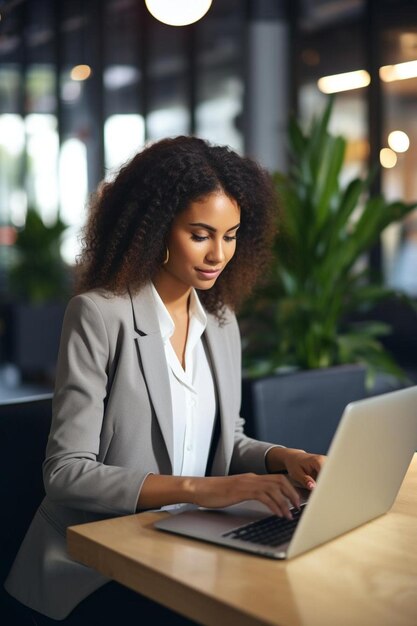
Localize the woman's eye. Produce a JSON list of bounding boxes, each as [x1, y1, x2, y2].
[[224, 235, 237, 242], [191, 234, 208, 242]]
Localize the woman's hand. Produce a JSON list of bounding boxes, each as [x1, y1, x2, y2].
[[188, 473, 301, 519], [138, 472, 301, 519], [265, 447, 326, 490]]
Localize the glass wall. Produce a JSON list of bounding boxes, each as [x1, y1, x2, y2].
[[1, 0, 417, 390], [0, 2, 24, 296], [380, 24, 417, 295], [1, 0, 417, 290], [104, 0, 144, 175], [0, 0, 246, 276], [147, 19, 190, 141], [25, 0, 58, 226], [0, 1, 24, 232], [297, 6, 368, 182], [58, 0, 93, 263], [296, 0, 417, 295], [195, 0, 244, 152]]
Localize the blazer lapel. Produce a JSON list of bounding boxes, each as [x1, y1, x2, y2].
[[129, 284, 235, 477], [129, 284, 174, 471], [204, 315, 235, 475]]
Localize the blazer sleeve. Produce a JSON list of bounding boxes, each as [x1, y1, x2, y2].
[[43, 294, 148, 515]]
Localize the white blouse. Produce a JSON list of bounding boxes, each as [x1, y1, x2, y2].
[[151, 284, 217, 477]]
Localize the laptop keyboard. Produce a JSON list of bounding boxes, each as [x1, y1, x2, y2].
[[222, 506, 305, 547]]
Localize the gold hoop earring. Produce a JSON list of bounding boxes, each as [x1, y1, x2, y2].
[[163, 247, 170, 265]]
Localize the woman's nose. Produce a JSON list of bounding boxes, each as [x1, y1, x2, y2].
[[206, 239, 225, 264]]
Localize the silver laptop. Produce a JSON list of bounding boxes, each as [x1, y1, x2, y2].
[[155, 385, 417, 559]]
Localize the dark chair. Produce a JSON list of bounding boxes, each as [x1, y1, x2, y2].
[[242, 365, 366, 455], [0, 394, 52, 621], [0, 393, 197, 625]]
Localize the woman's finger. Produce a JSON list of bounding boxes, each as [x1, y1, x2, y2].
[[266, 478, 300, 518], [273, 476, 301, 510], [258, 490, 294, 519]]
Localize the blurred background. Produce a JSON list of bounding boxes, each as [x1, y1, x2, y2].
[[0, 0, 416, 397]]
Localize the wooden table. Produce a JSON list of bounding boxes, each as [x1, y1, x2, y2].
[[67, 454, 417, 626]]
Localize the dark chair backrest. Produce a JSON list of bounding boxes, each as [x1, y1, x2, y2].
[[242, 366, 366, 455], [0, 394, 52, 587]]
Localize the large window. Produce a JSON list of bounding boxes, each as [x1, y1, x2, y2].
[[25, 0, 58, 226], [5, 0, 416, 290], [380, 25, 417, 295], [195, 0, 244, 152], [0, 0, 247, 277], [298, 12, 368, 182], [58, 0, 91, 263], [0, 3, 24, 230], [103, 0, 144, 175], [147, 19, 190, 141], [296, 1, 417, 296]]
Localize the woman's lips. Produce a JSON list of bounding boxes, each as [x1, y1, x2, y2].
[[195, 267, 222, 280]]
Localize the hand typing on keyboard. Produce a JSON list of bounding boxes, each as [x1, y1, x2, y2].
[[141, 448, 325, 521], [265, 448, 326, 491], [186, 472, 302, 520]]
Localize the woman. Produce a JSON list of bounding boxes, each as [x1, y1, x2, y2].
[[5, 136, 325, 624]]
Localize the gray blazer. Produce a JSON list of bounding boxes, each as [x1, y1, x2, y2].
[[5, 283, 273, 620]]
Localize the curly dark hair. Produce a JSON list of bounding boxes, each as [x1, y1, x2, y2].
[[76, 136, 277, 316]]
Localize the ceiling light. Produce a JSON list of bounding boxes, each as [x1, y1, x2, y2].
[[144, 0, 212, 26], [317, 70, 370, 94], [70, 64, 92, 81], [380, 148, 397, 169], [380, 59, 417, 82], [388, 130, 410, 153]]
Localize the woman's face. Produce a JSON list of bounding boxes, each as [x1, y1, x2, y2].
[[163, 191, 240, 292]]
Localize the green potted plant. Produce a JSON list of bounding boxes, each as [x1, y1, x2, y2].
[[9, 208, 68, 304], [240, 98, 417, 451], [5, 208, 69, 381]]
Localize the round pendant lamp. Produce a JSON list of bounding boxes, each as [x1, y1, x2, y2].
[[144, 0, 212, 26]]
